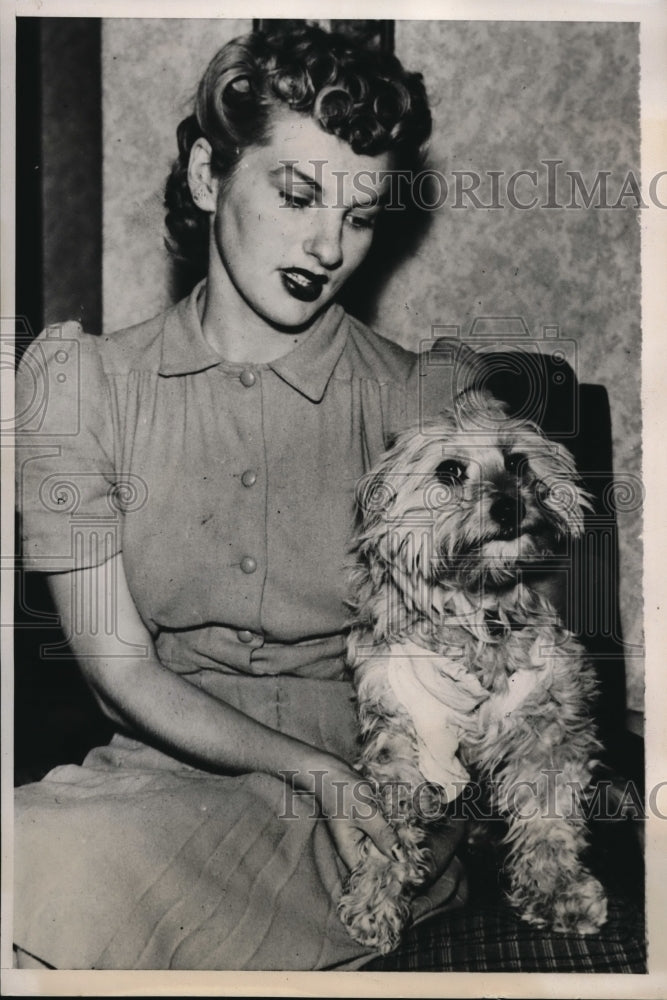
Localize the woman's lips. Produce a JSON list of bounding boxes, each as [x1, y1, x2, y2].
[[280, 268, 327, 303]]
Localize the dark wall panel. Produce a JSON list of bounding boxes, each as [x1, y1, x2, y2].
[[16, 18, 43, 343], [16, 17, 102, 343], [15, 19, 107, 782]]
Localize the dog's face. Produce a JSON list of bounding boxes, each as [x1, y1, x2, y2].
[[356, 392, 591, 597]]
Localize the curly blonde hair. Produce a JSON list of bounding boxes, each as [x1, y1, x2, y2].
[[164, 24, 432, 277]]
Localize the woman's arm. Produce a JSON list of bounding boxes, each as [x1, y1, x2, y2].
[[45, 553, 401, 869]]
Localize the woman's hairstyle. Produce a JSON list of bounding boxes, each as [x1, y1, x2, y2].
[[164, 25, 432, 276]]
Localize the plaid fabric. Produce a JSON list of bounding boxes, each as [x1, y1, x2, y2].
[[364, 891, 646, 973], [365, 820, 646, 973]]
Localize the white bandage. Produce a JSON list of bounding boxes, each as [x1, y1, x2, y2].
[[386, 639, 490, 801]]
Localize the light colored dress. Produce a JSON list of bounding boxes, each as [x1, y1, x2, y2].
[[14, 283, 467, 970]]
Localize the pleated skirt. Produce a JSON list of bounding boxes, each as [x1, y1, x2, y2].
[[14, 673, 465, 970]]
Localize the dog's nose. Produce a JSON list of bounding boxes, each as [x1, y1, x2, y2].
[[490, 495, 526, 533]]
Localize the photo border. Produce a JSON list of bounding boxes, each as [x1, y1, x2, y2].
[[2, 1, 665, 997]]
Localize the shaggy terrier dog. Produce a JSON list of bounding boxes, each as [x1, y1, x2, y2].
[[338, 391, 608, 954]]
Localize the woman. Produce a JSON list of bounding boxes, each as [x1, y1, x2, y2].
[[14, 25, 469, 970]]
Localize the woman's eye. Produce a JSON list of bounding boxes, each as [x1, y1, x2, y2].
[[505, 452, 528, 476], [280, 189, 311, 209], [435, 460, 465, 485], [346, 213, 376, 231]]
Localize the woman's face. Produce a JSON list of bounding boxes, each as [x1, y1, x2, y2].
[[210, 111, 393, 330]]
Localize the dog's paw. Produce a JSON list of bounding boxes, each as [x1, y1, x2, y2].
[[519, 875, 607, 935], [550, 875, 608, 934], [337, 891, 403, 954]]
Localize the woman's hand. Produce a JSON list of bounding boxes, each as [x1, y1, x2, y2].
[[301, 756, 465, 880], [306, 757, 402, 871]]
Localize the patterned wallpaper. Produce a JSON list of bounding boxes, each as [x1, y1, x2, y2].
[[101, 19, 643, 712]]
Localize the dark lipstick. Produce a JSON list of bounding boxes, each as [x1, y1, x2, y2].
[[280, 268, 327, 303]]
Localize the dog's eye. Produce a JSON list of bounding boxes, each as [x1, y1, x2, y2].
[[505, 452, 528, 477], [435, 460, 466, 485]]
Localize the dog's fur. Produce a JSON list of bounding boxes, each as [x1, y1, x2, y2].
[[337, 390, 608, 954]]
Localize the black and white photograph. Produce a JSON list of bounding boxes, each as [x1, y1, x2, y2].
[[2, 1, 665, 995]]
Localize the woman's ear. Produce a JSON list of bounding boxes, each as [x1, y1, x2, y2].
[[187, 137, 218, 213]]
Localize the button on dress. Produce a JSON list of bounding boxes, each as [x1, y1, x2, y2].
[[14, 282, 468, 970]]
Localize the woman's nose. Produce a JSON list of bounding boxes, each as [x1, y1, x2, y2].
[[303, 213, 343, 270]]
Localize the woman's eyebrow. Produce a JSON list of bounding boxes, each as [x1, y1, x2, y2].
[[271, 162, 387, 210], [270, 163, 322, 196]]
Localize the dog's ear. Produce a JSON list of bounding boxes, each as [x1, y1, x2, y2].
[[532, 441, 595, 537], [355, 465, 396, 532]]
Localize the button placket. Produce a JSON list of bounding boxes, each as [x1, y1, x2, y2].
[[226, 364, 266, 637]]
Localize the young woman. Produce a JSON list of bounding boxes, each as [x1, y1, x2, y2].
[[14, 25, 470, 970]]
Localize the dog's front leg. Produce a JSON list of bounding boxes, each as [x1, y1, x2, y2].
[[497, 755, 607, 934], [472, 653, 607, 934], [337, 776, 431, 954], [336, 707, 444, 955]]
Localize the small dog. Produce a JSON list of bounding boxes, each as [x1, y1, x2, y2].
[[338, 390, 608, 954]]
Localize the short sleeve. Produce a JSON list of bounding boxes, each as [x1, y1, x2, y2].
[[15, 321, 122, 573]]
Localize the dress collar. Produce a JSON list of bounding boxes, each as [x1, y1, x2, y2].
[[158, 280, 349, 403]]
